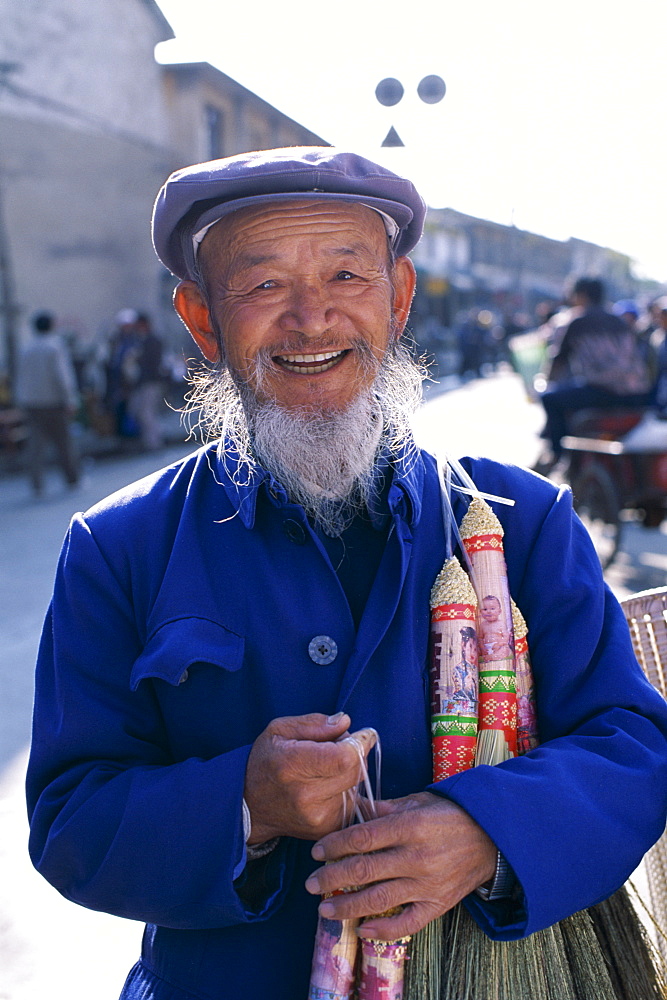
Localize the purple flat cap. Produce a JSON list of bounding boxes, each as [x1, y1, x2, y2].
[[152, 146, 426, 280]]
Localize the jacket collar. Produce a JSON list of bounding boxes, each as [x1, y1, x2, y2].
[[210, 438, 424, 531]]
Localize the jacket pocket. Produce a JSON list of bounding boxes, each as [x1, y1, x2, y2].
[[130, 617, 245, 690]]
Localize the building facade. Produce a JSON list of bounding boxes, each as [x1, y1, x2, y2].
[[411, 207, 639, 331], [0, 0, 326, 391]]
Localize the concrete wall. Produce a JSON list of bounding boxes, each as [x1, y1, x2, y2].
[[0, 0, 177, 363], [0, 0, 171, 144], [1, 115, 172, 339]]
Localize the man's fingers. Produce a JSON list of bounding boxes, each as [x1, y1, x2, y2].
[[308, 837, 431, 900], [312, 794, 479, 863], [267, 712, 351, 742], [336, 727, 377, 766], [245, 714, 379, 842], [318, 879, 407, 924], [317, 878, 446, 939], [271, 726, 376, 785], [312, 807, 414, 864], [305, 795, 499, 937], [358, 900, 444, 941], [371, 793, 424, 817]]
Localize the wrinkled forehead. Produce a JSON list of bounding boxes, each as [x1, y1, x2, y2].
[[194, 197, 397, 265]]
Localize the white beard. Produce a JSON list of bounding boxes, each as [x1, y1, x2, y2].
[[183, 338, 425, 535], [247, 390, 384, 536]]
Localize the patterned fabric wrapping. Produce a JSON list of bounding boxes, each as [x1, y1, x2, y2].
[[512, 600, 540, 753], [357, 935, 411, 999], [308, 889, 360, 1000], [460, 500, 518, 758], [429, 558, 479, 779]]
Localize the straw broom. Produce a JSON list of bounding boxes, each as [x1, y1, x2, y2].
[[406, 495, 667, 1000], [403, 554, 479, 1000], [307, 887, 360, 1000], [451, 498, 616, 999], [463, 499, 666, 999], [460, 497, 517, 768], [307, 733, 412, 1000], [428, 556, 479, 782]]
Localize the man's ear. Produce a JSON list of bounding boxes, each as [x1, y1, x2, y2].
[[173, 281, 220, 362], [391, 257, 417, 337]]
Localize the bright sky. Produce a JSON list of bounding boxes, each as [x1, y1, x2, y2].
[[155, 0, 667, 283]]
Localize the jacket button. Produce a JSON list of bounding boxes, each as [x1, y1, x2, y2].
[[283, 518, 306, 544], [308, 635, 338, 665]]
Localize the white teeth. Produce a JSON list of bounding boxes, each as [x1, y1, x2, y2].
[[275, 349, 346, 374], [279, 350, 343, 363]]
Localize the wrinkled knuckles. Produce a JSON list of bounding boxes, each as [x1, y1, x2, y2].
[[347, 823, 377, 854], [363, 882, 399, 916], [348, 853, 379, 887]]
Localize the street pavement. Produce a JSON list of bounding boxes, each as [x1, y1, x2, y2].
[[1, 440, 196, 1000], [0, 370, 664, 997]]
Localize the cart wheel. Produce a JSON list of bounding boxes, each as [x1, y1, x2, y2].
[[572, 464, 622, 568]]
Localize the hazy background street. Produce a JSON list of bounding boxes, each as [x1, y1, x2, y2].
[[1, 371, 665, 998]]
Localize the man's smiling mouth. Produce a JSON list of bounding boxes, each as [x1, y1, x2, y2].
[[274, 349, 348, 374]]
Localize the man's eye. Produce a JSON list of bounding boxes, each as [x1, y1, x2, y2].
[[255, 279, 276, 290], [335, 270, 356, 280]]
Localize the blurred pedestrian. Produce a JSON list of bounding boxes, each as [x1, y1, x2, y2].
[[14, 311, 80, 495], [536, 277, 654, 470], [612, 298, 639, 331], [127, 313, 165, 451], [104, 309, 140, 438], [638, 297, 665, 341], [651, 296, 667, 410], [456, 309, 487, 378]]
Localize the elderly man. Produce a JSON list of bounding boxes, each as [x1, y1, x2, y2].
[[27, 149, 667, 1000]]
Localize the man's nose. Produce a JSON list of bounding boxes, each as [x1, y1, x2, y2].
[[279, 283, 334, 338]]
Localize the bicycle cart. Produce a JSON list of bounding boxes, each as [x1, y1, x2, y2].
[[562, 409, 667, 568]]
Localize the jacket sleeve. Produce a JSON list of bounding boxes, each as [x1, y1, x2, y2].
[[26, 513, 294, 929], [429, 479, 667, 939]]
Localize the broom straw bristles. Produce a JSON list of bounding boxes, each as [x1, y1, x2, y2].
[[476, 727, 512, 768]]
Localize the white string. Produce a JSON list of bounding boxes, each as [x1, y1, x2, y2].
[[451, 483, 516, 507], [436, 457, 480, 593], [436, 455, 454, 562], [443, 452, 516, 507], [339, 729, 381, 827], [435, 451, 518, 592]]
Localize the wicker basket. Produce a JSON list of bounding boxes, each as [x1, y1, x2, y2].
[[621, 587, 667, 959]]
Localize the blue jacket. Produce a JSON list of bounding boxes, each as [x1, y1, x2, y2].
[[27, 445, 667, 1000]]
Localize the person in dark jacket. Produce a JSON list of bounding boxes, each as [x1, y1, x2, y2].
[[127, 312, 165, 450], [537, 276, 654, 467]]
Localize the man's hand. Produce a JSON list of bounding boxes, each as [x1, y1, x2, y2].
[[244, 713, 376, 845], [305, 792, 497, 940]]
